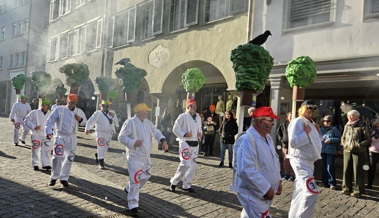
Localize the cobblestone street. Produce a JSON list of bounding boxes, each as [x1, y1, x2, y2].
[[1, 117, 379, 217]]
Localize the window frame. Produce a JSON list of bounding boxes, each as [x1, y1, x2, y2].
[[364, 0, 379, 20], [0, 26, 5, 40]]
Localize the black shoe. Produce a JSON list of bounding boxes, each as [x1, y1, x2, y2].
[[33, 166, 39, 171], [20, 139, 25, 144], [366, 185, 373, 189], [170, 184, 176, 192], [129, 207, 138, 215], [229, 163, 233, 169], [124, 187, 128, 194], [203, 153, 208, 156], [49, 180, 56, 186], [95, 153, 98, 163], [42, 166, 52, 170], [218, 161, 224, 167], [14, 143, 18, 146], [183, 187, 196, 193], [60, 180, 69, 188]]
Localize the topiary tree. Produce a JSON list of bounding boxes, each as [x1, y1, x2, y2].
[[59, 63, 90, 94], [182, 67, 206, 100], [95, 76, 114, 100], [230, 43, 274, 105], [11, 74, 26, 95], [31, 71, 52, 99]]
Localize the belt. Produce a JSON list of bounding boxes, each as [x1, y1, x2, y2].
[[186, 141, 198, 147]]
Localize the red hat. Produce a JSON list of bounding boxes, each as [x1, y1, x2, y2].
[[67, 94, 78, 102], [252, 106, 280, 120], [186, 99, 196, 107], [209, 104, 216, 110]]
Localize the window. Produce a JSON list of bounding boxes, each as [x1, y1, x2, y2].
[[96, 19, 103, 48], [0, 56, 3, 69], [60, 0, 71, 16], [76, 0, 85, 7], [169, 0, 199, 31], [0, 27, 5, 40], [205, 0, 247, 22], [127, 7, 136, 42], [286, 0, 332, 29], [153, 0, 164, 34], [364, 0, 379, 19], [0, 1, 6, 14], [137, 1, 153, 40], [72, 27, 85, 55], [20, 52, 25, 66], [113, 7, 136, 47], [23, 19, 28, 33], [9, 54, 13, 67], [12, 23, 16, 36], [49, 37, 60, 61], [60, 33, 68, 58], [50, 0, 60, 21], [86, 20, 98, 51], [15, 53, 20, 67]]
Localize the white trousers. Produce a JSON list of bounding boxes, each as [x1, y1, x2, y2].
[[95, 131, 112, 159], [50, 134, 77, 181], [31, 131, 52, 167], [13, 117, 30, 143], [125, 157, 152, 209], [288, 158, 319, 218], [238, 192, 272, 218], [170, 141, 198, 189]]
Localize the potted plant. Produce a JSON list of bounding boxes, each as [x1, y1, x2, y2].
[[55, 85, 67, 99], [107, 89, 117, 103], [230, 43, 274, 105], [285, 56, 317, 101], [95, 76, 114, 100], [182, 67, 206, 100], [59, 63, 90, 94], [12, 74, 26, 95]]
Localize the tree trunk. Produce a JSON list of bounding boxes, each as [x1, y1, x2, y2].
[[15, 89, 21, 94], [292, 85, 305, 101], [240, 89, 256, 106], [187, 92, 195, 100], [70, 84, 79, 94]]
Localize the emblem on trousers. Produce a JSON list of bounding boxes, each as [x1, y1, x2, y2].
[[55, 144, 64, 156], [306, 177, 319, 194], [181, 148, 190, 160], [97, 138, 106, 146], [14, 122, 21, 129], [134, 169, 143, 184], [32, 140, 41, 149]]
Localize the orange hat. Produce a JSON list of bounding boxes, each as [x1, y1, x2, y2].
[[252, 106, 280, 120], [209, 104, 216, 110], [67, 94, 78, 102], [186, 99, 196, 107]]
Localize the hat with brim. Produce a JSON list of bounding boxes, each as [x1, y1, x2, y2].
[[252, 106, 280, 120], [186, 99, 196, 107], [323, 115, 333, 121], [134, 103, 152, 113], [67, 94, 78, 102], [301, 100, 318, 109], [20, 95, 28, 99], [42, 99, 51, 105], [100, 100, 109, 105]]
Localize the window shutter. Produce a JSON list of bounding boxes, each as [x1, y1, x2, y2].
[[231, 0, 248, 14], [185, 0, 199, 26], [153, 0, 164, 35], [127, 7, 136, 43], [290, 0, 331, 21]]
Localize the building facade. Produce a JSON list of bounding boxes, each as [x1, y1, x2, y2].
[[0, 0, 49, 115]]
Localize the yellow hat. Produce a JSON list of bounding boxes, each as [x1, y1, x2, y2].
[[101, 100, 109, 105], [134, 103, 152, 113]]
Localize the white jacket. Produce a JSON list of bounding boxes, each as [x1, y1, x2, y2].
[[24, 109, 51, 133], [45, 106, 87, 135], [9, 102, 31, 120], [85, 110, 116, 133], [173, 111, 202, 142]]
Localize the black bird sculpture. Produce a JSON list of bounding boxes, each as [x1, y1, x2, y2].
[[249, 30, 272, 46], [115, 58, 131, 65]]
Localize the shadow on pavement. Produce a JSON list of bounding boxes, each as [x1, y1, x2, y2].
[[0, 151, 16, 159]]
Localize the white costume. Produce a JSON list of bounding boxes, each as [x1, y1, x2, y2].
[[118, 115, 165, 210], [45, 106, 87, 181], [287, 117, 322, 218], [170, 111, 202, 189], [9, 102, 31, 144], [51, 104, 58, 111], [233, 126, 281, 218], [109, 109, 120, 130], [24, 109, 52, 168], [85, 110, 117, 160]]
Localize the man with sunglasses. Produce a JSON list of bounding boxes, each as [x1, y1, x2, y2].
[[85, 100, 117, 169], [45, 94, 87, 188], [287, 100, 322, 218], [169, 99, 202, 193], [233, 106, 282, 218]]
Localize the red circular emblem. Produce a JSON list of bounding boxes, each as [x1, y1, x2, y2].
[[306, 177, 319, 194], [32, 140, 41, 149], [181, 148, 191, 160], [97, 138, 106, 146], [54, 144, 64, 156], [14, 122, 21, 129], [134, 169, 143, 184]]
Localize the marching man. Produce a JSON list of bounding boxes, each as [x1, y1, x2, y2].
[[24, 99, 52, 171], [45, 94, 87, 188], [9, 95, 31, 146], [85, 100, 117, 169]]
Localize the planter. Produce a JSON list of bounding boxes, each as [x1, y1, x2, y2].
[[240, 89, 257, 106], [15, 89, 21, 94], [186, 92, 195, 100], [292, 86, 305, 101], [70, 84, 80, 94]]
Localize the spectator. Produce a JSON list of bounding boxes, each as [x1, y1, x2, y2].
[[243, 107, 256, 131], [276, 112, 295, 181], [218, 110, 238, 168], [367, 118, 379, 189], [319, 115, 341, 190], [340, 110, 371, 198], [202, 104, 219, 156], [160, 107, 172, 151], [30, 98, 39, 110]]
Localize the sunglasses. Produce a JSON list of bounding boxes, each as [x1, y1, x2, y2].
[[189, 105, 197, 108], [306, 105, 318, 110], [102, 104, 109, 107]]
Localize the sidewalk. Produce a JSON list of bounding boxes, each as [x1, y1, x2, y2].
[[1, 117, 379, 217]]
